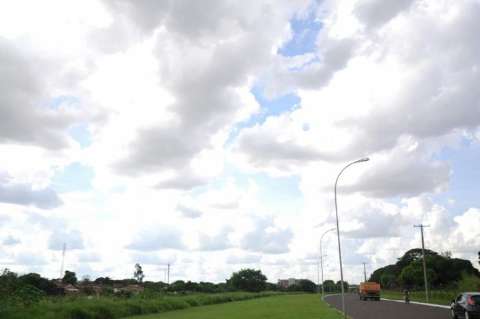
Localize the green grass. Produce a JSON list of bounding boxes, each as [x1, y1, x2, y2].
[[1, 292, 278, 319], [382, 274, 480, 306], [128, 294, 342, 319]]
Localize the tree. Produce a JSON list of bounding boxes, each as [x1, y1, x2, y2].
[[134, 263, 145, 283], [398, 261, 435, 289], [19, 273, 57, 295], [336, 280, 349, 291], [370, 248, 480, 290], [169, 280, 186, 292], [441, 251, 452, 258], [62, 271, 77, 285], [94, 277, 114, 285], [380, 273, 396, 289], [322, 280, 336, 292], [227, 269, 267, 292], [297, 279, 317, 293], [0, 268, 20, 300]]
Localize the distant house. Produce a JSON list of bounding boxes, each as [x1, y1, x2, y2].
[[79, 284, 103, 297], [277, 278, 301, 289], [53, 281, 81, 295], [64, 284, 81, 294], [113, 284, 144, 295]]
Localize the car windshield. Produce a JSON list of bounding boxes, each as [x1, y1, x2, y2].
[[471, 295, 480, 303]]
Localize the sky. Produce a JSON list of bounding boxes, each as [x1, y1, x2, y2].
[[0, 0, 479, 285]]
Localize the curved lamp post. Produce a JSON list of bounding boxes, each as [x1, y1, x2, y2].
[[335, 158, 369, 318], [320, 227, 336, 299]]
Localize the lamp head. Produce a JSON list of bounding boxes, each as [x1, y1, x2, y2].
[[358, 157, 370, 162]]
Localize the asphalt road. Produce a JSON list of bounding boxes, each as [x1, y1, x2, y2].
[[324, 294, 450, 319]]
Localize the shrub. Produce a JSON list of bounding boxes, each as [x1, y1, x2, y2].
[[3, 291, 280, 319]]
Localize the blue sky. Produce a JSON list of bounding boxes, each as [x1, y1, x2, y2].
[[434, 139, 480, 216]]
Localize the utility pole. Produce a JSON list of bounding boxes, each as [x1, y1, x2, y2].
[[362, 262, 367, 282], [414, 224, 430, 302]]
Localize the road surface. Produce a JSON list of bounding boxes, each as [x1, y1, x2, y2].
[[324, 294, 450, 319]]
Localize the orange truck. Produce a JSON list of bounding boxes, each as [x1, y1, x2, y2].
[[359, 282, 381, 301]]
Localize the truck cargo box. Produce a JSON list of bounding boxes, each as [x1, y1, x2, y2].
[[359, 282, 381, 301]]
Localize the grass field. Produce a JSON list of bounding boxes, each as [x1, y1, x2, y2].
[[129, 294, 342, 319], [1, 292, 278, 319]]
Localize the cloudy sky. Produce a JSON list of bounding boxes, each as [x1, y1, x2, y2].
[[1, 0, 479, 285]]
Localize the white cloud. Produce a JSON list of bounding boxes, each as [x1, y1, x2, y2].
[[346, 145, 450, 198], [131, 252, 177, 266], [0, 181, 62, 209], [77, 251, 102, 263], [2, 235, 20, 246], [126, 226, 186, 251], [354, 0, 416, 29], [226, 253, 262, 265], [241, 216, 293, 254], [0, 0, 479, 284], [177, 204, 203, 219], [15, 252, 48, 266], [197, 227, 233, 251], [48, 229, 85, 251], [0, 38, 83, 149]]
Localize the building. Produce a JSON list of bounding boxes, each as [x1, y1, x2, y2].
[[277, 278, 302, 289], [113, 284, 144, 295], [53, 280, 81, 295]]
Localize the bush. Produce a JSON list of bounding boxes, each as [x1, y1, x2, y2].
[[2, 292, 280, 319], [457, 273, 480, 291]]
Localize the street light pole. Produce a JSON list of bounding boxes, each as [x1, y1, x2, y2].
[[320, 227, 336, 300], [334, 158, 370, 318]]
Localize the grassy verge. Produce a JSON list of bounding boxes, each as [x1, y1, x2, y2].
[[382, 290, 455, 305], [1, 292, 278, 319], [128, 294, 342, 319]]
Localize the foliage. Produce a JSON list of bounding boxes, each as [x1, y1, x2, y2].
[[380, 273, 396, 289], [398, 261, 435, 288], [19, 273, 58, 295], [369, 248, 480, 289], [134, 264, 145, 283], [94, 277, 114, 285], [335, 280, 349, 291], [63, 271, 78, 285], [322, 280, 337, 292], [227, 269, 267, 292], [297, 279, 317, 293], [15, 285, 44, 306], [457, 273, 480, 291], [2, 291, 279, 319], [382, 273, 480, 306]]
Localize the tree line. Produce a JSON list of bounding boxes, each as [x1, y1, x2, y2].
[[369, 248, 480, 289], [0, 266, 326, 307]]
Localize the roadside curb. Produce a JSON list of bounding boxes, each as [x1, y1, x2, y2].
[[381, 298, 450, 309]]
